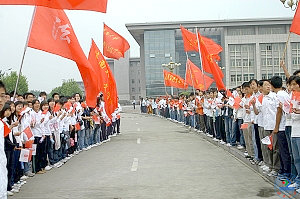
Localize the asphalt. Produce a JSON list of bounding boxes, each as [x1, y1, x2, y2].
[[11, 106, 282, 199]]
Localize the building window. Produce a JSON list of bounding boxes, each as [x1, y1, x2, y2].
[[230, 75, 236, 83], [150, 54, 155, 58], [258, 25, 286, 35], [139, 87, 141, 92], [260, 43, 285, 79], [243, 74, 249, 82], [237, 75, 242, 82], [131, 79, 135, 84], [227, 27, 255, 36], [138, 80, 140, 84], [131, 96, 135, 100], [132, 88, 135, 92], [165, 53, 171, 58], [292, 42, 300, 72]]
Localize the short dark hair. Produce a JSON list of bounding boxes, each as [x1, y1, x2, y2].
[[249, 79, 258, 85], [287, 75, 300, 85], [52, 93, 60, 98], [0, 80, 6, 92], [293, 69, 300, 76], [270, 76, 282, 89], [40, 100, 48, 110], [242, 82, 251, 89], [258, 80, 264, 87], [39, 91, 47, 97]]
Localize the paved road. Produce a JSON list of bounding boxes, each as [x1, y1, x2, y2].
[[12, 107, 279, 199]]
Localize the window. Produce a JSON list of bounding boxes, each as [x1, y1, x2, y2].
[[132, 88, 135, 92], [150, 54, 155, 58], [131, 79, 135, 84], [249, 74, 255, 79], [237, 75, 242, 82], [243, 74, 249, 82], [165, 53, 171, 58], [292, 42, 300, 72], [231, 75, 236, 83], [258, 25, 286, 35]]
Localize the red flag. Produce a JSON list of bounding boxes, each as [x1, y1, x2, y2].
[[53, 104, 61, 113], [258, 94, 264, 104], [163, 70, 188, 89], [23, 127, 33, 140], [226, 89, 233, 98], [64, 101, 72, 111], [185, 59, 214, 91], [0, 0, 108, 12], [42, 109, 48, 115], [240, 123, 249, 130], [103, 24, 130, 60], [233, 96, 242, 109], [25, 140, 34, 148], [88, 39, 118, 119], [28, 7, 99, 107], [292, 91, 300, 101], [180, 26, 222, 59], [0, 119, 11, 137], [291, 5, 300, 35]]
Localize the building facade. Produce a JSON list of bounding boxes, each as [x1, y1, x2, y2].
[[126, 18, 300, 97]]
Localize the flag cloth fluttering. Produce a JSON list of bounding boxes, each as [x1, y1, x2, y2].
[[163, 70, 188, 89]]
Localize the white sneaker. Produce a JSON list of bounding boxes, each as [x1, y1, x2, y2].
[[7, 191, 14, 196], [208, 134, 213, 138], [11, 188, 19, 193], [83, 148, 88, 151], [213, 138, 219, 142], [288, 182, 299, 188], [45, 165, 52, 171], [220, 140, 226, 145], [226, 143, 232, 147], [268, 170, 278, 177], [87, 146, 92, 150], [20, 175, 28, 180], [237, 145, 244, 149], [20, 181, 26, 185]]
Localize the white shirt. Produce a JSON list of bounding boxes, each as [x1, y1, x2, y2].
[[261, 92, 277, 131], [291, 113, 300, 137], [276, 90, 290, 131], [0, 120, 8, 199], [252, 91, 260, 124], [31, 111, 43, 137], [241, 95, 254, 123]]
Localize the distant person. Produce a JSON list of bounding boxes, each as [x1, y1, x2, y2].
[[132, 100, 136, 109]]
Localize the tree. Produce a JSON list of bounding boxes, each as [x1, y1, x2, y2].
[[50, 79, 83, 97], [1, 71, 28, 94]]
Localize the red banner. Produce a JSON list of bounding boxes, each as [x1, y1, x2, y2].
[[0, 0, 108, 12], [185, 59, 214, 91], [163, 70, 187, 89], [28, 6, 99, 107], [103, 24, 130, 60], [88, 39, 118, 118]]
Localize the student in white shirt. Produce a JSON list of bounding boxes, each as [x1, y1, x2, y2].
[[270, 76, 291, 178], [0, 81, 8, 199], [240, 82, 255, 160], [287, 75, 300, 188]]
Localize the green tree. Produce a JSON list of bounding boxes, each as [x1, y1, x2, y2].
[[50, 79, 83, 97], [1, 71, 28, 94]]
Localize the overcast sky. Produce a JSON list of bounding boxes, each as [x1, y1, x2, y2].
[[0, 0, 295, 92]]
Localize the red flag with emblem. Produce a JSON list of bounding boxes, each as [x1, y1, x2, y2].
[[88, 39, 118, 119], [0, 0, 108, 12], [163, 70, 188, 89], [28, 6, 99, 107], [103, 24, 130, 60], [185, 59, 214, 91]]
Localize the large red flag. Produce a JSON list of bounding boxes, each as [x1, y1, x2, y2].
[[291, 4, 300, 35], [103, 24, 130, 60], [0, 0, 108, 12], [88, 39, 118, 118], [185, 59, 214, 91], [163, 70, 188, 89], [28, 6, 99, 107], [180, 26, 222, 59]]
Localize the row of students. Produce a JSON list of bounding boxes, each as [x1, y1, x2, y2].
[[0, 88, 122, 198], [146, 71, 300, 189]]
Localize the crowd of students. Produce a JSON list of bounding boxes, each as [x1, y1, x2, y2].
[[142, 70, 300, 189], [0, 84, 122, 198]]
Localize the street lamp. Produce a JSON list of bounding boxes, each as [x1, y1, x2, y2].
[[162, 57, 181, 95], [280, 0, 298, 10]]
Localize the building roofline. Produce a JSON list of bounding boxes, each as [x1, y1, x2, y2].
[[126, 17, 292, 29]]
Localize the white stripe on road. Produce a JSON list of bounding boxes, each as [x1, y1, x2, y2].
[[131, 158, 139, 172], [137, 138, 141, 144]]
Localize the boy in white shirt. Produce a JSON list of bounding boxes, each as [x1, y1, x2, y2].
[[270, 76, 291, 178], [0, 81, 7, 199]]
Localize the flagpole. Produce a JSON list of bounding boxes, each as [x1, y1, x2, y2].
[[195, 27, 207, 91], [13, 6, 37, 101], [186, 52, 197, 129], [280, 32, 291, 78]]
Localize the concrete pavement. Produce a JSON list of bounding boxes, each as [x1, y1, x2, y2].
[[12, 107, 280, 199]]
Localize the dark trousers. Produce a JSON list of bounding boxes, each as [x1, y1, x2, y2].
[[5, 149, 14, 191], [12, 150, 22, 184], [112, 121, 117, 134], [45, 135, 55, 165], [215, 116, 222, 140], [107, 125, 113, 136], [254, 124, 263, 160], [116, 119, 121, 134], [278, 130, 292, 175], [34, 137, 45, 172], [207, 116, 214, 136], [101, 122, 107, 141]]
